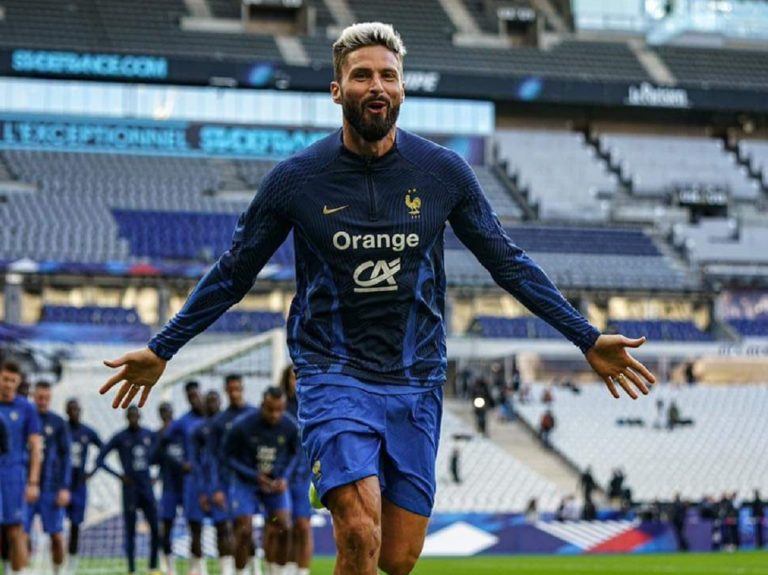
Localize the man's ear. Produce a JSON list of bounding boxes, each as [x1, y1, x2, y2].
[[331, 81, 342, 105]]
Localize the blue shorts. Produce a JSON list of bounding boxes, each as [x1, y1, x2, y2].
[[210, 491, 231, 524], [0, 468, 28, 526], [67, 485, 87, 525], [26, 491, 65, 534], [289, 469, 313, 520], [183, 477, 206, 523], [159, 485, 184, 521], [298, 381, 442, 518], [229, 478, 290, 518]]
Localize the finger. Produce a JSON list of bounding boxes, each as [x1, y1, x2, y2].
[[630, 358, 656, 385], [103, 355, 128, 369], [617, 375, 638, 400], [99, 369, 126, 395], [112, 381, 133, 409], [605, 377, 620, 399], [621, 336, 646, 348], [138, 385, 153, 409], [624, 368, 649, 396], [121, 385, 141, 409]]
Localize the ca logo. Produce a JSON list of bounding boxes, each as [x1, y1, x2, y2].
[[353, 258, 401, 293]]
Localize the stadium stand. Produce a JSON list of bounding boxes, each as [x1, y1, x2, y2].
[[40, 304, 143, 325], [434, 407, 563, 512], [445, 225, 692, 291], [0, 149, 514, 270], [727, 318, 768, 337], [671, 217, 768, 266], [473, 165, 523, 219], [0, 0, 282, 60], [606, 319, 713, 342], [739, 139, 768, 183], [515, 383, 768, 501], [597, 133, 760, 200], [208, 310, 285, 333], [654, 45, 768, 90], [467, 316, 564, 339], [495, 128, 621, 221]]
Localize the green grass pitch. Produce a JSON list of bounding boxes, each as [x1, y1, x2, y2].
[[58, 551, 768, 575]]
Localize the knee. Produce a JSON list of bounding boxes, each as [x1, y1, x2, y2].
[[236, 521, 252, 543], [267, 515, 291, 535], [293, 519, 311, 541], [335, 519, 381, 559], [378, 550, 419, 575]]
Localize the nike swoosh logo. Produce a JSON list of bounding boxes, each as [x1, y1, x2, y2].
[[323, 205, 349, 215]]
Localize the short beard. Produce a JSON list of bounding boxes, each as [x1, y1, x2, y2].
[[342, 93, 400, 143]]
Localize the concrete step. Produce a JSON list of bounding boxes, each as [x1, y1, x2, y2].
[[445, 398, 598, 500]]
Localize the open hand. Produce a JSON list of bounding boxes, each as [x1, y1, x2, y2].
[[100, 348, 167, 409], [586, 335, 656, 399]]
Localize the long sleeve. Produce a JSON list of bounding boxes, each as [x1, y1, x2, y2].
[[147, 165, 294, 360], [0, 419, 7, 455], [84, 429, 103, 475], [208, 421, 224, 492], [447, 160, 600, 353], [95, 435, 121, 479], [191, 426, 212, 489], [58, 424, 72, 490], [278, 425, 300, 481], [222, 425, 259, 484]]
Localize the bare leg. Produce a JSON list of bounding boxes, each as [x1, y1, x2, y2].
[[326, 476, 381, 575], [293, 517, 313, 569], [377, 498, 430, 575]]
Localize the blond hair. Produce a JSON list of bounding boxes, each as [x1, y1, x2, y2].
[[332, 22, 407, 81]]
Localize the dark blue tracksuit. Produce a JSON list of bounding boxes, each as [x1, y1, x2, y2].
[[67, 422, 102, 526], [96, 426, 159, 572], [25, 410, 71, 534], [147, 128, 599, 383]]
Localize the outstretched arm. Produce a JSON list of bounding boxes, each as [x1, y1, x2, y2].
[[448, 158, 654, 398], [101, 165, 294, 408]]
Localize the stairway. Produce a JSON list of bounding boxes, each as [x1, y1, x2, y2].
[[445, 398, 594, 499]]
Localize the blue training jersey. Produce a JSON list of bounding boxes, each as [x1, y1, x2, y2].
[[0, 396, 41, 469], [0, 415, 8, 455], [148, 129, 600, 386], [150, 422, 185, 494], [68, 422, 102, 490], [284, 395, 309, 478], [161, 410, 205, 469], [209, 403, 254, 493], [38, 410, 72, 493], [221, 411, 299, 484], [95, 427, 155, 489]]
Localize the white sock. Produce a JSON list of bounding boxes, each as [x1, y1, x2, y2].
[[285, 562, 298, 575], [68, 555, 80, 575], [220, 556, 235, 575], [53, 563, 63, 575], [297, 568, 310, 575], [190, 556, 203, 575], [251, 557, 263, 575], [236, 570, 248, 575]]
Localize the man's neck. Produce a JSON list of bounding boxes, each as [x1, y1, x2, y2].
[[0, 392, 15, 403], [342, 122, 396, 158]]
